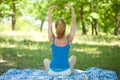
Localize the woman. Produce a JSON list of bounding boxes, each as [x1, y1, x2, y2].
[[43, 4, 76, 76]]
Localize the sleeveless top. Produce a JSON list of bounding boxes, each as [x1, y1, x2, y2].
[[50, 36, 70, 72]]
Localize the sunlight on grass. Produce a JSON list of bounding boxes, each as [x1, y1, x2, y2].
[[88, 51, 102, 54], [92, 54, 100, 58], [74, 33, 120, 46], [0, 58, 16, 67], [0, 43, 40, 51], [73, 47, 102, 54], [74, 38, 120, 46], [17, 54, 25, 58], [4, 61, 16, 66], [0, 31, 48, 42], [0, 43, 16, 48], [0, 59, 7, 63]]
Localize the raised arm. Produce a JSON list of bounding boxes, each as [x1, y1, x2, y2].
[[65, 4, 76, 43], [48, 5, 58, 43]]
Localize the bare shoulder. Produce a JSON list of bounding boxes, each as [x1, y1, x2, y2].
[[67, 34, 74, 43], [48, 35, 54, 43]]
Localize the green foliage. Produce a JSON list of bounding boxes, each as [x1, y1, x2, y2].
[[90, 12, 99, 19], [111, 0, 120, 13], [33, 0, 48, 20], [97, 0, 120, 34], [0, 0, 120, 34], [54, 0, 68, 9], [0, 0, 12, 18]]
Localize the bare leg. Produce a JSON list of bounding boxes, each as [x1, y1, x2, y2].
[[43, 58, 50, 70], [69, 55, 76, 69]]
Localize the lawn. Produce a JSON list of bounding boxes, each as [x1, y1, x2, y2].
[[0, 31, 120, 78]]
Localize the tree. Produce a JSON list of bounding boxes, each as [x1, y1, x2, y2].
[[93, 0, 99, 35], [89, 0, 99, 35], [33, 0, 48, 31], [80, 3, 86, 35], [12, 0, 16, 31], [0, 0, 119, 34], [99, 0, 120, 35], [70, 0, 87, 35], [111, 0, 120, 35], [0, 0, 16, 30]]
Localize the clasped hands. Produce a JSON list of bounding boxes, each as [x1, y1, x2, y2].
[[49, 4, 73, 10]]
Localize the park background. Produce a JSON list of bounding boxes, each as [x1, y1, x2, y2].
[[0, 0, 120, 79]]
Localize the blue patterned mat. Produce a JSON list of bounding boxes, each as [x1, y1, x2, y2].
[[0, 67, 118, 80]]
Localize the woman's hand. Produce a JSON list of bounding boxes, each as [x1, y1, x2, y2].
[[49, 5, 58, 10], [64, 4, 73, 9]]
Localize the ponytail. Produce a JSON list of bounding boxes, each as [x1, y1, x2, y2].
[[55, 19, 66, 38]]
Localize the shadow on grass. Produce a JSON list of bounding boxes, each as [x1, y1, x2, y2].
[[0, 40, 120, 78]]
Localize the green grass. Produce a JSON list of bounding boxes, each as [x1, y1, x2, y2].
[[0, 31, 120, 78]]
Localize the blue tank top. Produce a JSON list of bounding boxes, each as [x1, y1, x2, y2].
[[50, 36, 70, 72]]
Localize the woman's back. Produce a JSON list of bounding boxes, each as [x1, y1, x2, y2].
[[54, 37, 68, 47], [50, 37, 70, 72]]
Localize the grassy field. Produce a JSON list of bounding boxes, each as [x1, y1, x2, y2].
[[0, 31, 120, 78]]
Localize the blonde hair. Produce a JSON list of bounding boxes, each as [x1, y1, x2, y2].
[[55, 19, 66, 38]]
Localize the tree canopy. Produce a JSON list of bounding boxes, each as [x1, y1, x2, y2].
[[0, 0, 120, 35]]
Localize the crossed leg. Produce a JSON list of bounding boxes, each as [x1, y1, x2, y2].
[[69, 55, 76, 69], [43, 58, 50, 70]]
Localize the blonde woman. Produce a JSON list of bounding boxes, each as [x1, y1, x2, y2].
[[43, 4, 76, 76]]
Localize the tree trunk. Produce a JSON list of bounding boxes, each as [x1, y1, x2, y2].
[[93, 1, 98, 35], [40, 20, 44, 31], [90, 3, 94, 35], [92, 22, 94, 35], [80, 4, 86, 35], [114, 12, 119, 35], [94, 19, 98, 35], [12, 0, 16, 31]]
